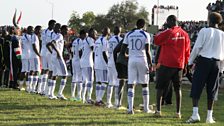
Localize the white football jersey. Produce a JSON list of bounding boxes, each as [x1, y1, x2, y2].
[[72, 38, 82, 62], [51, 32, 64, 57], [40, 29, 54, 56], [79, 37, 94, 68], [30, 34, 40, 58], [94, 36, 108, 70], [21, 34, 32, 59], [123, 29, 150, 60], [107, 35, 122, 68]]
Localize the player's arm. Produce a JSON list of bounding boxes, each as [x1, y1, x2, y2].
[[46, 42, 53, 54], [103, 51, 108, 64], [32, 44, 40, 57], [145, 43, 152, 67], [113, 40, 123, 63], [51, 41, 61, 58]]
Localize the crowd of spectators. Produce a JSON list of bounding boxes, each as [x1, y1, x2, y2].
[[207, 0, 224, 13]]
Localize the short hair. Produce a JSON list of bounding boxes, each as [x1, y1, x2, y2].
[[136, 19, 145, 28], [55, 23, 61, 28], [48, 19, 56, 26], [79, 29, 86, 35], [61, 25, 68, 31], [34, 25, 41, 31], [209, 12, 223, 24], [27, 26, 33, 30], [88, 28, 95, 34], [167, 15, 178, 22]]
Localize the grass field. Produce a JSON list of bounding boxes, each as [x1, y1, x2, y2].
[[0, 77, 223, 126]]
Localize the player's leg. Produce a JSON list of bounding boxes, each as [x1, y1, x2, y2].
[[107, 67, 115, 108], [171, 69, 183, 118], [127, 62, 137, 114], [137, 61, 153, 113], [30, 58, 39, 93], [71, 60, 76, 100], [56, 58, 68, 100], [99, 70, 107, 105], [76, 67, 83, 101], [49, 75, 57, 99], [81, 68, 88, 103], [186, 57, 210, 123], [95, 69, 101, 104], [205, 61, 219, 123], [155, 65, 173, 116], [86, 67, 94, 103]]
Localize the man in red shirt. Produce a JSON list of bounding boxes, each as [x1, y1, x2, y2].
[[154, 15, 191, 118]]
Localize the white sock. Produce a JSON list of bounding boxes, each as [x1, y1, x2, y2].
[[19, 80, 24, 89], [28, 75, 33, 92], [37, 76, 42, 93], [25, 80, 29, 90], [107, 85, 113, 105], [128, 88, 134, 111], [82, 83, 87, 102], [71, 82, 76, 98], [207, 110, 213, 119], [114, 86, 119, 106], [41, 74, 48, 94], [58, 79, 67, 95], [142, 87, 149, 111], [51, 80, 56, 96], [87, 82, 93, 100], [99, 83, 107, 101], [193, 107, 199, 116], [77, 82, 82, 99], [46, 79, 52, 96], [96, 83, 101, 102], [32, 76, 38, 92]]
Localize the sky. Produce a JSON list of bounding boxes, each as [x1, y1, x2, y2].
[[0, 0, 216, 27]]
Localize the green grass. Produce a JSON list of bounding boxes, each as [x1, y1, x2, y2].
[[0, 77, 223, 126]]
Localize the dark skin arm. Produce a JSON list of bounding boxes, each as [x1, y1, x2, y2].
[[145, 43, 153, 70], [50, 41, 61, 58], [120, 43, 128, 56], [91, 46, 95, 62], [103, 51, 108, 64], [32, 44, 41, 57], [113, 41, 123, 63], [46, 42, 53, 54], [79, 50, 82, 59]]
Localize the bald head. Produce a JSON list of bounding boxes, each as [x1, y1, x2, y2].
[[166, 15, 178, 28]]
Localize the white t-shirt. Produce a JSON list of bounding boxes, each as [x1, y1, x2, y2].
[[51, 32, 64, 57], [79, 37, 94, 68], [94, 36, 108, 70], [123, 29, 150, 61], [21, 34, 32, 59], [40, 29, 54, 56], [189, 27, 224, 65], [107, 35, 122, 68], [30, 34, 40, 59], [72, 38, 82, 62]]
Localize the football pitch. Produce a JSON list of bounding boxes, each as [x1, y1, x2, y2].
[[0, 77, 223, 126]]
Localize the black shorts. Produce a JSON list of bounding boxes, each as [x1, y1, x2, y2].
[[115, 63, 128, 79], [190, 56, 220, 100], [156, 65, 183, 91]]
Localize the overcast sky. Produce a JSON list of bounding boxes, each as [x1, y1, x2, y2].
[[0, 0, 216, 27]]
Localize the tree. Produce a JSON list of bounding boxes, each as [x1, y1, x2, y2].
[[106, 0, 149, 30], [68, 11, 82, 33], [68, 0, 149, 32], [92, 14, 113, 32], [82, 11, 96, 28]]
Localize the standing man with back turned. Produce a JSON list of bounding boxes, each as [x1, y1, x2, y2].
[[120, 19, 154, 114], [154, 15, 191, 118], [186, 12, 224, 124]]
